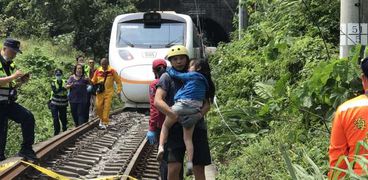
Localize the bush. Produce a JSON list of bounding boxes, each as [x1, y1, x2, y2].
[[207, 0, 346, 178]]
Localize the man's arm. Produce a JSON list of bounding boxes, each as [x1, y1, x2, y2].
[[51, 81, 57, 93], [149, 83, 158, 131], [200, 99, 211, 116], [91, 70, 98, 85], [113, 70, 122, 93], [65, 77, 74, 89], [154, 87, 177, 120], [328, 111, 348, 178], [0, 70, 23, 86]]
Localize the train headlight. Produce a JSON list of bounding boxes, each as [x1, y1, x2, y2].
[[119, 50, 134, 60]]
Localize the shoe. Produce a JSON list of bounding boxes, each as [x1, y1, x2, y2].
[[186, 161, 193, 176], [156, 145, 164, 162], [18, 148, 38, 162], [98, 122, 106, 129]]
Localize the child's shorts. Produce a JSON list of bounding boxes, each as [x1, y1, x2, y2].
[[171, 101, 202, 128]]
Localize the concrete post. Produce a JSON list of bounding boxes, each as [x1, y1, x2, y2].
[[340, 0, 368, 58], [238, 0, 248, 40]]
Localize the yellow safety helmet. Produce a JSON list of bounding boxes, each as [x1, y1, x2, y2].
[[167, 45, 189, 60]]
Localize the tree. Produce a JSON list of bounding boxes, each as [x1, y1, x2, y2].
[[0, 0, 140, 58]]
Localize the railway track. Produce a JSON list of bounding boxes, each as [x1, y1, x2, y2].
[[0, 109, 161, 180]]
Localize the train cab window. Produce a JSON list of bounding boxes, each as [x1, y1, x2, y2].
[[117, 21, 185, 48]]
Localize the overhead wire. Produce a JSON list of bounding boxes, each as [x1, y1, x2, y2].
[[340, 30, 358, 45], [213, 96, 246, 142], [193, 0, 206, 58], [222, 0, 235, 14]]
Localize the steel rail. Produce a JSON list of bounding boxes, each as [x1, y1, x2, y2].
[[122, 138, 149, 180], [0, 108, 124, 179]]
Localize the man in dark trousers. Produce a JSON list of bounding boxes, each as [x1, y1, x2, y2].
[[154, 45, 211, 180], [0, 38, 37, 162]]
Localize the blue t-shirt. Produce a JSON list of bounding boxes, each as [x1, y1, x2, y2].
[[167, 68, 209, 102], [67, 75, 89, 103]]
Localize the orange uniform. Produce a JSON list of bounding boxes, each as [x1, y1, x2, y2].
[[329, 94, 368, 178], [91, 66, 122, 125]]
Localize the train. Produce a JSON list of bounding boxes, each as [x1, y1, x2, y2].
[[109, 11, 204, 108]]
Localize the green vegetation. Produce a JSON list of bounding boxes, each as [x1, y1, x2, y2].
[[0, 0, 139, 57], [206, 0, 362, 179], [0, 0, 362, 179], [4, 38, 123, 157], [0, 0, 137, 157]]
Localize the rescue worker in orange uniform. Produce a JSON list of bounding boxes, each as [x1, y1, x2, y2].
[[92, 58, 122, 129], [329, 57, 368, 179]]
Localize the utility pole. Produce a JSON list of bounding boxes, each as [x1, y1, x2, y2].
[[238, 0, 247, 40], [340, 0, 368, 58]]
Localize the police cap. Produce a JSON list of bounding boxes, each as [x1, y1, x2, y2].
[[3, 38, 22, 54]]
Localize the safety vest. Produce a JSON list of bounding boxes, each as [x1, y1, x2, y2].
[[84, 65, 90, 78], [50, 79, 68, 106], [0, 58, 16, 102]]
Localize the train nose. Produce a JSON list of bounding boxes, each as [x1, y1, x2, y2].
[[120, 64, 155, 103]]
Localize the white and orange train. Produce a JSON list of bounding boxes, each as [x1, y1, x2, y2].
[[109, 11, 204, 108]]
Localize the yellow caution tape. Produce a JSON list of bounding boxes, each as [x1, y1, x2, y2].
[[91, 175, 138, 180], [21, 160, 71, 180], [0, 161, 17, 172], [0, 160, 138, 180]]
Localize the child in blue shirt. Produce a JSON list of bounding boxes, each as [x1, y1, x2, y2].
[[157, 59, 215, 176]]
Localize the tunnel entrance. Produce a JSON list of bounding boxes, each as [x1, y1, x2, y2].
[[192, 17, 230, 46]]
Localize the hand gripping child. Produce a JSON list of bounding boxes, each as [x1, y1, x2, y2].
[[157, 59, 215, 176]]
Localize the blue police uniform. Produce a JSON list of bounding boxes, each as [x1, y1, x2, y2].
[[0, 38, 37, 161]]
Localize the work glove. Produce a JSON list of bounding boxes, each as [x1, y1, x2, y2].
[[146, 130, 156, 145]]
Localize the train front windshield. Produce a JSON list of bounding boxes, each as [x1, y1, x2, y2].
[[117, 21, 185, 48]]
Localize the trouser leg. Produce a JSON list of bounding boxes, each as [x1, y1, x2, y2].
[[102, 94, 113, 125], [59, 106, 67, 131], [77, 103, 87, 125], [95, 94, 104, 121], [154, 128, 167, 180], [70, 103, 79, 126], [85, 92, 91, 121], [0, 104, 9, 158], [50, 105, 60, 135], [8, 103, 35, 150]]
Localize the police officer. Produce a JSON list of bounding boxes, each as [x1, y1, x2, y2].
[[50, 69, 68, 136], [0, 38, 37, 161]]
